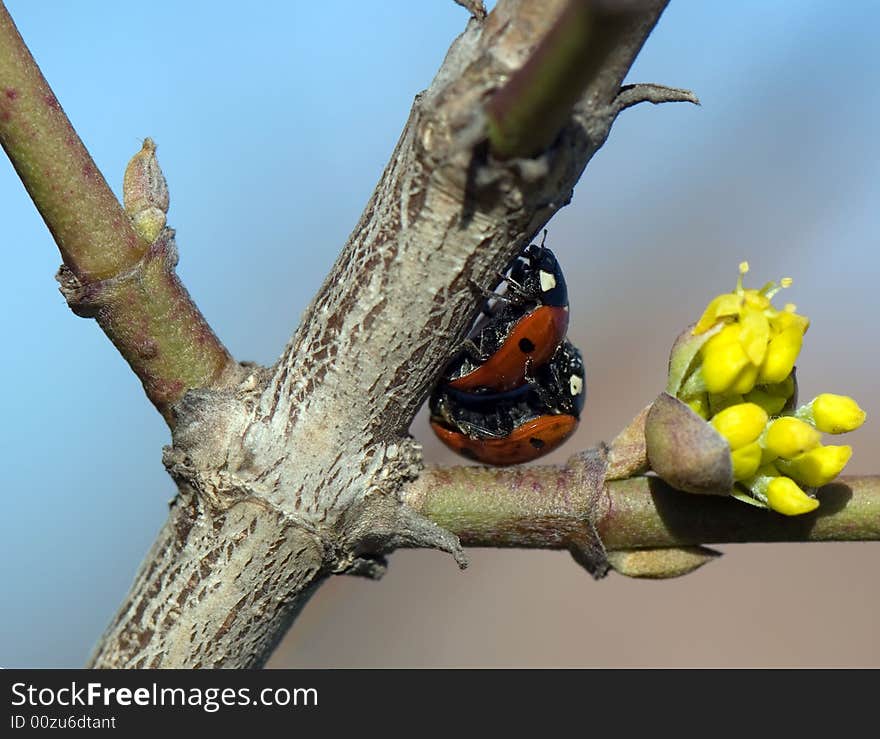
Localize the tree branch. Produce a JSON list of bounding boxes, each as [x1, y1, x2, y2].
[[17, 0, 872, 669], [86, 488, 327, 669], [0, 3, 236, 423], [486, 0, 686, 159], [404, 460, 880, 563], [87, 0, 678, 667]]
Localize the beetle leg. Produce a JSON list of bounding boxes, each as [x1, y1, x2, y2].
[[456, 337, 487, 362], [458, 418, 505, 439], [501, 275, 532, 304], [468, 278, 509, 304]]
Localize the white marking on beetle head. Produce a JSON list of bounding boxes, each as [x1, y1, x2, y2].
[[539, 270, 556, 292], [570, 375, 583, 396]]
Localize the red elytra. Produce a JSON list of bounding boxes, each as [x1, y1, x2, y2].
[[447, 305, 569, 392], [430, 414, 578, 466]]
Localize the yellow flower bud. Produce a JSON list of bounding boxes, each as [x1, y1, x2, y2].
[[765, 476, 819, 516], [764, 416, 821, 459], [731, 362, 759, 395], [809, 394, 867, 434], [731, 442, 762, 481], [701, 326, 750, 394], [757, 326, 803, 384], [710, 403, 768, 450], [672, 263, 859, 517], [775, 445, 853, 488]]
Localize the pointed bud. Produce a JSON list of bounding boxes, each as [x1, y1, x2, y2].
[[607, 546, 722, 579], [645, 392, 733, 495], [123, 138, 169, 243]]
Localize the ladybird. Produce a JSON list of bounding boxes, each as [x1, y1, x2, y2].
[[430, 415, 579, 466], [430, 340, 586, 466], [443, 238, 570, 393]]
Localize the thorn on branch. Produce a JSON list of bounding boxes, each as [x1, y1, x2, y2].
[[612, 83, 700, 115], [351, 494, 469, 570]]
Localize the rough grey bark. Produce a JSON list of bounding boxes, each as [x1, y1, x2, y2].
[[89, 0, 675, 668]]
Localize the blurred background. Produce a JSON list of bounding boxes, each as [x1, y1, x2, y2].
[[1, 0, 877, 668]]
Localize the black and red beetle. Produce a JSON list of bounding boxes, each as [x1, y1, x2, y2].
[[442, 240, 570, 393], [430, 340, 586, 466]]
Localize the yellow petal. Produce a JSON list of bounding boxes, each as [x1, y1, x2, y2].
[[769, 307, 809, 334], [757, 326, 803, 384], [693, 294, 742, 335], [739, 308, 771, 366]]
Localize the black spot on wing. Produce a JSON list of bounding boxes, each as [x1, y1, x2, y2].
[[518, 337, 535, 353]]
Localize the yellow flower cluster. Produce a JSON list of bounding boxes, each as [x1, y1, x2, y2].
[[678, 263, 866, 515]]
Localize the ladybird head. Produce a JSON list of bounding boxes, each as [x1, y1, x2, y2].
[[509, 240, 568, 308]]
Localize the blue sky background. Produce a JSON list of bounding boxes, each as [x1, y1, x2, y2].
[[2, 1, 878, 667]]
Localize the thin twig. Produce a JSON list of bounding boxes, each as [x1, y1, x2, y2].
[[0, 3, 236, 423]]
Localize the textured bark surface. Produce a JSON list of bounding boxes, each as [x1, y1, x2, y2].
[[88, 0, 672, 668], [89, 492, 325, 668]]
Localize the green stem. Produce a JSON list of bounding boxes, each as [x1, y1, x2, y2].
[[0, 4, 140, 280], [0, 3, 234, 423], [600, 475, 880, 548], [406, 463, 880, 551], [486, 0, 668, 159]]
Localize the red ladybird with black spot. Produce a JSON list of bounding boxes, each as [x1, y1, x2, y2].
[[430, 340, 586, 466], [443, 238, 569, 393]]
